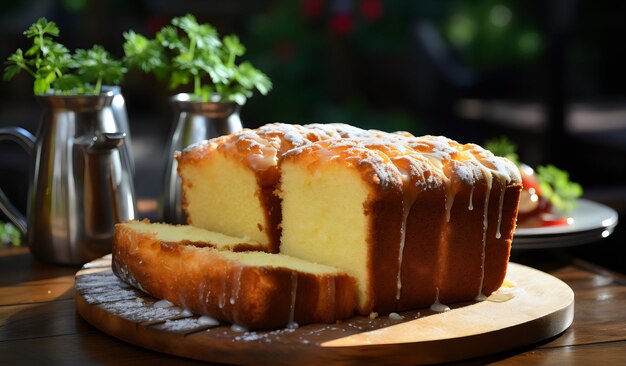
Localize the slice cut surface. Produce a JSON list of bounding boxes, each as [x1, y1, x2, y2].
[[280, 159, 371, 312]]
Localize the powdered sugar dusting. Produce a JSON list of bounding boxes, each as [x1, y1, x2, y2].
[[154, 317, 220, 333], [95, 298, 186, 323]]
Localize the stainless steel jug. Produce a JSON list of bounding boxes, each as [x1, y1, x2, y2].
[[160, 93, 242, 224], [0, 92, 136, 264], [102, 85, 134, 174]]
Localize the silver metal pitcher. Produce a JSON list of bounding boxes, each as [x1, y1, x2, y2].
[[102, 85, 134, 174], [160, 93, 242, 224], [0, 92, 136, 265]]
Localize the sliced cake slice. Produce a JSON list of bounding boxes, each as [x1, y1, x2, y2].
[[279, 140, 406, 314], [112, 220, 356, 330], [175, 123, 372, 252]]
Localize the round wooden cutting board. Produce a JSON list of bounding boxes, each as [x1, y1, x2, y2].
[[75, 256, 574, 365]]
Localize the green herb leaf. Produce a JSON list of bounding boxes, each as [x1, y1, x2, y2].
[[122, 14, 271, 103], [53, 74, 82, 92], [172, 14, 220, 51], [5, 18, 123, 95], [72, 45, 127, 94], [223, 35, 245, 59], [123, 31, 166, 74], [3, 49, 35, 80], [23, 17, 60, 38], [156, 26, 184, 51], [3, 64, 22, 81], [484, 136, 520, 165], [536, 164, 583, 212], [33, 69, 57, 94]]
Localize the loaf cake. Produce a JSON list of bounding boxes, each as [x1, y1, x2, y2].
[[175, 123, 373, 252], [112, 220, 356, 330], [176, 124, 521, 315]]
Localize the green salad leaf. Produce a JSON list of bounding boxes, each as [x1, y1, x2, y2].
[[485, 136, 583, 212], [536, 165, 583, 212]]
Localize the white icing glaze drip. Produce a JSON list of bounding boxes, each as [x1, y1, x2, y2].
[[496, 187, 505, 239], [396, 199, 412, 301], [487, 279, 519, 302], [246, 139, 278, 171], [445, 190, 454, 222], [230, 266, 244, 325], [198, 280, 206, 313], [205, 289, 211, 307], [154, 299, 174, 308], [468, 187, 474, 211], [197, 315, 220, 326], [430, 288, 450, 312], [476, 169, 493, 300], [230, 266, 243, 305], [230, 324, 248, 333], [218, 276, 226, 309], [287, 272, 299, 329]]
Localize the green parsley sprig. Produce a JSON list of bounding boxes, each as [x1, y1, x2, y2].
[[535, 165, 583, 212], [4, 17, 126, 95], [485, 136, 583, 212], [123, 14, 272, 104]]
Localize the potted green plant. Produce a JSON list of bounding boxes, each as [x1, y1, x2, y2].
[[1, 18, 135, 264], [122, 14, 272, 223]]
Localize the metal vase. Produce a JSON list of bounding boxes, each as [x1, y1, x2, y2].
[[0, 92, 136, 265], [160, 93, 243, 224]]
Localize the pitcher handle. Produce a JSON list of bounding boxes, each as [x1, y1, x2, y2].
[[0, 127, 36, 236]]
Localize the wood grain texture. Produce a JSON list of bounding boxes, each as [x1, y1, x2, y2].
[[0, 247, 78, 289], [2, 246, 625, 365], [75, 258, 574, 365]]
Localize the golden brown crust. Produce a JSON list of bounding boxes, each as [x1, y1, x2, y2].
[[112, 222, 356, 330], [363, 186, 404, 313], [483, 183, 522, 295]]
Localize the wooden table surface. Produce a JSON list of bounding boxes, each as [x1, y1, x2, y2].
[[1, 246, 625, 365]]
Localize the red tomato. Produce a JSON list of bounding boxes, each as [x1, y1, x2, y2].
[[517, 164, 556, 225]]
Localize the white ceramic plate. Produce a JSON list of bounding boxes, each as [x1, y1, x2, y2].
[[513, 199, 619, 249]]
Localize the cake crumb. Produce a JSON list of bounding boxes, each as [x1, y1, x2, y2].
[[388, 312, 404, 320], [368, 312, 378, 319]]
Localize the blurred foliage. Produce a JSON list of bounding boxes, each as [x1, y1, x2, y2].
[[244, 0, 422, 132], [0, 221, 21, 246], [442, 0, 543, 69], [244, 0, 544, 131], [485, 136, 520, 165]]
